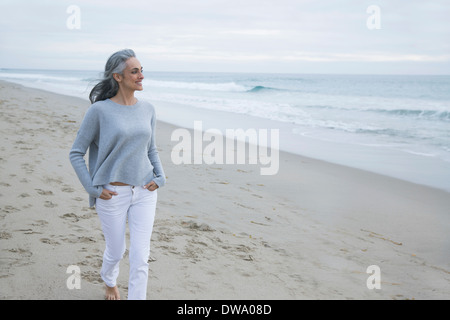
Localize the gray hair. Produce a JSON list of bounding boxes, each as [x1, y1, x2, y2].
[[89, 49, 136, 103]]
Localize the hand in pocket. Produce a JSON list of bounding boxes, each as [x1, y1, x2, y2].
[[99, 188, 118, 200], [144, 181, 159, 191]]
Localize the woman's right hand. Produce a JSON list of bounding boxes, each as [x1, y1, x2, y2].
[[99, 188, 118, 200]]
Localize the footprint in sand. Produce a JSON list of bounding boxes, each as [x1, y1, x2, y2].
[[61, 213, 80, 222], [36, 189, 53, 196], [181, 220, 214, 231], [40, 238, 60, 245], [0, 231, 12, 239], [44, 176, 64, 186], [44, 201, 57, 208], [60, 212, 95, 223], [0, 247, 34, 278], [30, 220, 48, 227], [41, 234, 97, 245], [78, 253, 103, 269], [18, 193, 30, 198], [61, 186, 75, 193], [21, 163, 34, 174], [64, 235, 97, 244], [81, 270, 103, 284], [1, 205, 20, 214]]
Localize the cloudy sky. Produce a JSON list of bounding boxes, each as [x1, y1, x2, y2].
[[0, 0, 449, 74]]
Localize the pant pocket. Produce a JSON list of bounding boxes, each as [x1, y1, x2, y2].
[[96, 184, 120, 212]]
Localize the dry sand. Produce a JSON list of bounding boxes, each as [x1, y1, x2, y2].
[[1, 80, 449, 300]]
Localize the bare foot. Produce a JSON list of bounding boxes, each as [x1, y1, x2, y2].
[[105, 285, 120, 300]]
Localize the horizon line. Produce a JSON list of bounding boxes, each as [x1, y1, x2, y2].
[[1, 67, 449, 77]]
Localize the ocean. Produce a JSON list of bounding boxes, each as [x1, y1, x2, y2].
[[1, 68, 449, 191]]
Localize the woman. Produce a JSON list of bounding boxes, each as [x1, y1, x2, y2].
[[69, 49, 166, 300]]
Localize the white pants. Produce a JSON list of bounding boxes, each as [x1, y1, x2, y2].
[[96, 183, 157, 300]]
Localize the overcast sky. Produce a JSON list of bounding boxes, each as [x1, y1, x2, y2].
[[0, 0, 449, 74]]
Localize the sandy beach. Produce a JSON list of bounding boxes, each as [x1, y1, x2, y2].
[[1, 79, 449, 300]]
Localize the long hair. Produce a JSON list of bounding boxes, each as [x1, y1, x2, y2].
[[89, 49, 136, 104]]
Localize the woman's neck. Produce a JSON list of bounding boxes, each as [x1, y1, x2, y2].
[[111, 89, 137, 106]]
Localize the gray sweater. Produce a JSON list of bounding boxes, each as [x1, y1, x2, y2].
[[69, 98, 166, 207]]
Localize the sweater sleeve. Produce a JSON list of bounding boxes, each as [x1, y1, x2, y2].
[[69, 107, 103, 198], [148, 108, 166, 188]]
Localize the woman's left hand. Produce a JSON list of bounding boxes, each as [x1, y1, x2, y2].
[[144, 181, 159, 191]]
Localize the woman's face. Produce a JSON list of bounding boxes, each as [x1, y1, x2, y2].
[[115, 57, 144, 91]]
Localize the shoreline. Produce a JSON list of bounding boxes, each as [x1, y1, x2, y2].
[[151, 97, 450, 193], [1, 79, 450, 299], [3, 73, 449, 193]]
